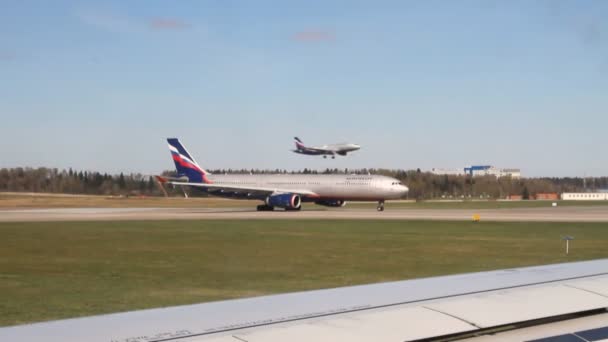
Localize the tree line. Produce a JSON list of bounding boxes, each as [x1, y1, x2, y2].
[[0, 167, 605, 199], [387, 170, 601, 200], [0, 168, 160, 196]]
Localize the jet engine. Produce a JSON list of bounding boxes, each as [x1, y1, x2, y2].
[[314, 199, 346, 207], [266, 193, 301, 210]]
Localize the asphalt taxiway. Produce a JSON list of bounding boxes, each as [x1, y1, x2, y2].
[[2, 206, 608, 222]]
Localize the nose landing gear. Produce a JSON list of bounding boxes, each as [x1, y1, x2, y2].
[[377, 200, 385, 212]]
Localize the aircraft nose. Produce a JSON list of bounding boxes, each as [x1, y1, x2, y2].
[[401, 185, 409, 194]]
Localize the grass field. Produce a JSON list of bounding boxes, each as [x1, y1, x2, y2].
[[0, 192, 243, 209], [1, 219, 607, 327], [2, 192, 608, 210]]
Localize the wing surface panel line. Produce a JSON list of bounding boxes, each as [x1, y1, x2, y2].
[[421, 306, 482, 328], [563, 284, 608, 299]]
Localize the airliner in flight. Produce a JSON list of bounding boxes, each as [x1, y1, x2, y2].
[[292, 137, 361, 158], [157, 138, 407, 211]]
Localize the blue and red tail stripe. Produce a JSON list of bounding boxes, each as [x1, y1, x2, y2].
[[294, 137, 306, 150], [167, 138, 212, 184]]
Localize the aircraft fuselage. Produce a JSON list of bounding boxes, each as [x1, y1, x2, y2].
[[196, 173, 408, 202]]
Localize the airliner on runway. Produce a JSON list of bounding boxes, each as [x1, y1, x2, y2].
[[157, 138, 408, 211], [292, 137, 361, 159]]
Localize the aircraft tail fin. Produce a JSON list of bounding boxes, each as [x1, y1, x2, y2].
[[166, 138, 211, 183], [294, 137, 305, 150]]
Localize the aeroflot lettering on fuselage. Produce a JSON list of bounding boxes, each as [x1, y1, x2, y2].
[[159, 138, 408, 212]]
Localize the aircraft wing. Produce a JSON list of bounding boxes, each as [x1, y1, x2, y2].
[[157, 177, 320, 198], [2, 259, 608, 342]]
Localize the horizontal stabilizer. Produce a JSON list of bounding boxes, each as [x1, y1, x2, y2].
[[155, 175, 189, 184]]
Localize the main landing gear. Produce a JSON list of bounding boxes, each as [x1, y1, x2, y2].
[[377, 200, 385, 212], [256, 205, 301, 211], [257, 204, 274, 211]]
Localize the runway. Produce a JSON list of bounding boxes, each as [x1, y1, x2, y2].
[[2, 206, 608, 222]]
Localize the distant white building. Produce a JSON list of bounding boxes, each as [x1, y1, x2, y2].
[[430, 168, 465, 176], [562, 193, 608, 200], [494, 168, 521, 179], [431, 166, 521, 178]]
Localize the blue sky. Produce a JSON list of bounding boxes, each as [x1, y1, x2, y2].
[[1, 1, 607, 177]]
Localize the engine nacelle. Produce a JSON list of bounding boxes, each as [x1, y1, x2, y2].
[[314, 199, 346, 207], [266, 193, 301, 209]]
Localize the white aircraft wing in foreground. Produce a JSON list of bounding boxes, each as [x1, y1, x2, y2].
[[1, 259, 608, 342]]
